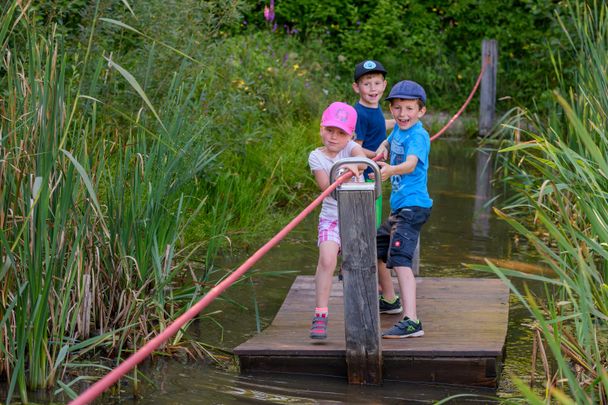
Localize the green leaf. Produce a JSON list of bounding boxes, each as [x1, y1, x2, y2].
[[498, 141, 542, 153], [0, 1, 18, 50], [100, 18, 198, 63], [60, 149, 110, 239], [118, 0, 135, 16], [56, 380, 78, 399], [555, 92, 608, 176], [53, 345, 70, 371], [512, 376, 546, 405], [103, 57, 166, 132]]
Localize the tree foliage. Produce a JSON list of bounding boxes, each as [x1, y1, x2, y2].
[[251, 0, 567, 109]]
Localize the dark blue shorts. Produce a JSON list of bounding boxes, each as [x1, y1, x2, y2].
[[377, 206, 431, 269]]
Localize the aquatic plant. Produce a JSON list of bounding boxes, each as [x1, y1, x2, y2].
[[0, 2, 216, 401], [475, 0, 608, 402]]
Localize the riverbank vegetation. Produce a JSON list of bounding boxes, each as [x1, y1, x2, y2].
[[256, 0, 566, 111], [1, 1, 339, 401], [0, 0, 598, 402], [477, 1, 608, 402]]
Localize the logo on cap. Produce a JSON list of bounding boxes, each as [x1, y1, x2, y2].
[[336, 108, 349, 122], [363, 60, 376, 70]]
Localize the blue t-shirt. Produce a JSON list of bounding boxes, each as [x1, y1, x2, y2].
[[354, 102, 387, 179], [387, 121, 433, 210]]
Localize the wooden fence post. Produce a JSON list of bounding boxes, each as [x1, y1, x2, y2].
[[479, 39, 497, 137], [333, 160, 382, 385]]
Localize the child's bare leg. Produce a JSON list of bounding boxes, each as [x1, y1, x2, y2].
[[315, 241, 339, 308], [377, 260, 396, 300], [393, 265, 417, 320]]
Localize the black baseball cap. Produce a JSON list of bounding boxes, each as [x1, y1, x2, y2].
[[353, 60, 387, 82]]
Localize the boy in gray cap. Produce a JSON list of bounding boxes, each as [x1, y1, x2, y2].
[[374, 80, 432, 338]]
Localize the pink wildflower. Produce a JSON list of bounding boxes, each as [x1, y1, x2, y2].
[[263, 0, 275, 23]]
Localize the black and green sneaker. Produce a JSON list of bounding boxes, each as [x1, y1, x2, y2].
[[379, 295, 403, 314], [382, 317, 424, 338]]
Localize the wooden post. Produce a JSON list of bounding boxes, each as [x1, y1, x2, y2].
[[479, 39, 497, 137], [337, 182, 382, 385]]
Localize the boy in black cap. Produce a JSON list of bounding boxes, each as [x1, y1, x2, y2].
[[374, 80, 432, 338], [353, 60, 398, 314], [352, 60, 395, 180]]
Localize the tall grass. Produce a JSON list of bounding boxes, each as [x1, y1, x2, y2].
[[476, 0, 608, 402], [0, 3, 217, 402], [91, 8, 343, 252], [1, 0, 342, 401]]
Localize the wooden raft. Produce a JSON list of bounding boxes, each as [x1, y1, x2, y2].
[[234, 276, 510, 387]]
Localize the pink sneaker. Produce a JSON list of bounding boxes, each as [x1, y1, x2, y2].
[[310, 314, 328, 339]]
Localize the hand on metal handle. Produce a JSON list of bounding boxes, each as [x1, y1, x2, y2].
[[329, 157, 382, 199]]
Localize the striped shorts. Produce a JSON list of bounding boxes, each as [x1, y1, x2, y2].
[[318, 217, 340, 247]]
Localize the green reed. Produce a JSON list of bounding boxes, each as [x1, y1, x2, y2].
[[0, 3, 217, 402], [0, 22, 81, 400], [476, 0, 608, 402]]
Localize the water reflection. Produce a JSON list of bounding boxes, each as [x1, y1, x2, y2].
[[472, 149, 493, 241], [423, 141, 512, 276], [131, 361, 498, 404]]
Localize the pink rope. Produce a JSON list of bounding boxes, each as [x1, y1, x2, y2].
[[69, 171, 352, 405], [430, 56, 489, 142], [70, 58, 490, 405]]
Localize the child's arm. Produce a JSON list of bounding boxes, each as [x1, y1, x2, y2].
[[313, 169, 331, 191], [377, 154, 418, 181], [375, 140, 390, 161], [311, 145, 367, 191], [344, 143, 367, 178], [354, 139, 377, 159], [351, 143, 366, 160], [334, 144, 367, 181]]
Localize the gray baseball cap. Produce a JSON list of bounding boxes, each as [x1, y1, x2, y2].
[[385, 80, 427, 104]]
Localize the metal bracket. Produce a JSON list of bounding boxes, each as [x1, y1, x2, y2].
[[329, 157, 382, 199]]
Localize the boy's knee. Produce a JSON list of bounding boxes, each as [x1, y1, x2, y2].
[[394, 266, 415, 278]]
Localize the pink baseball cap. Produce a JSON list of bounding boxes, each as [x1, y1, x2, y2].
[[321, 102, 357, 135]]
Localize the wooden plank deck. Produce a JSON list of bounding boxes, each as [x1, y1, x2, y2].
[[234, 276, 510, 387]]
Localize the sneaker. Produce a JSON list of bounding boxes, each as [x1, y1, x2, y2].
[[382, 317, 424, 338], [379, 295, 403, 314], [310, 314, 328, 339]]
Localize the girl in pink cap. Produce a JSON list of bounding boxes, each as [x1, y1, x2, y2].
[[307, 102, 366, 339]]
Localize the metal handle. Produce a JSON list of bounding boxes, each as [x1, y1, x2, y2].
[[329, 157, 382, 199]]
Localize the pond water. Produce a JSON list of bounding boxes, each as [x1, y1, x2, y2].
[[8, 140, 539, 404]]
